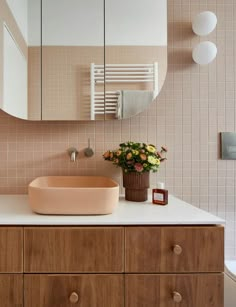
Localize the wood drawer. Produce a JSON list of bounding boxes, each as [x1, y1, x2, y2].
[[24, 274, 124, 307], [125, 226, 224, 272], [24, 227, 124, 273], [0, 274, 23, 307], [125, 273, 223, 307], [0, 227, 23, 272]]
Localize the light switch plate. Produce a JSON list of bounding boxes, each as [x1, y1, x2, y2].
[[221, 132, 236, 160]]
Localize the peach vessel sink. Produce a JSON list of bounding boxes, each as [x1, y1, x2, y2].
[[28, 176, 119, 215]]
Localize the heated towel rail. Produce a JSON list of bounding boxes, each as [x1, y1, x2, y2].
[[90, 63, 158, 120]]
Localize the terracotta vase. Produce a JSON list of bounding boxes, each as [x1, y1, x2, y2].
[[123, 171, 150, 202]]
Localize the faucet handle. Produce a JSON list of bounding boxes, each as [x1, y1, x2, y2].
[[84, 147, 94, 157], [67, 147, 78, 162], [84, 138, 94, 157]]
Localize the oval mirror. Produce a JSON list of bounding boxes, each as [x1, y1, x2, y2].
[[0, 0, 167, 121]]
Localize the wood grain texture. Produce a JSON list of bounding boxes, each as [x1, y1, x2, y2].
[[125, 227, 161, 272], [125, 274, 223, 307], [125, 226, 224, 273], [0, 274, 23, 306], [125, 274, 160, 306], [160, 226, 224, 272], [0, 227, 23, 272], [24, 274, 124, 307], [24, 227, 124, 273]]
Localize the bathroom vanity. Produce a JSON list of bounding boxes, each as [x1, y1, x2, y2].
[[0, 195, 224, 306]]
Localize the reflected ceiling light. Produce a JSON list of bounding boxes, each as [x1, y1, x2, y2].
[[192, 11, 217, 36], [192, 41, 217, 65]]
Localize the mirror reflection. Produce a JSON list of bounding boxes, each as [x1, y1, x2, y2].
[[104, 0, 167, 120], [0, 0, 41, 120], [0, 0, 167, 121], [42, 0, 104, 120]]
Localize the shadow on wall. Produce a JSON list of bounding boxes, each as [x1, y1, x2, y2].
[[167, 21, 194, 72], [168, 49, 193, 71], [168, 21, 193, 43]]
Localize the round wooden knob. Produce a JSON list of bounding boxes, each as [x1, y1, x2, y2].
[[172, 291, 182, 303], [173, 244, 182, 255], [69, 292, 79, 304]]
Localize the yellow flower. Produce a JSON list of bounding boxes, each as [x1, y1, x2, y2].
[[146, 145, 156, 153], [148, 156, 159, 165], [116, 150, 122, 156], [132, 150, 139, 155]]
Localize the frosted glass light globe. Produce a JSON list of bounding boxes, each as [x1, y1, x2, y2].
[[192, 11, 217, 36], [192, 41, 217, 65]]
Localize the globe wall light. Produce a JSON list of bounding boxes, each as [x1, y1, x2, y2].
[[192, 41, 217, 65], [192, 11, 217, 36]]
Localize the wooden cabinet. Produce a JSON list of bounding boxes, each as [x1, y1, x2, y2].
[[125, 274, 223, 307], [160, 226, 224, 273], [125, 226, 224, 273], [24, 274, 124, 307], [0, 225, 224, 306], [0, 274, 23, 307], [0, 227, 23, 306], [24, 227, 124, 273], [0, 227, 23, 272], [125, 226, 162, 272]]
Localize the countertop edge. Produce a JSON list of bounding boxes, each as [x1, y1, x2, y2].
[[0, 194, 225, 226]]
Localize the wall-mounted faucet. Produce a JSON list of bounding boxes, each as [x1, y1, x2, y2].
[[84, 138, 94, 157], [67, 147, 78, 162]]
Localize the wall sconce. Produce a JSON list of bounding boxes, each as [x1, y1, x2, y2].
[[192, 11, 217, 36], [192, 41, 217, 65], [192, 11, 217, 65]]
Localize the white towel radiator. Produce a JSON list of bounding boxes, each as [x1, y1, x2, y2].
[[90, 63, 158, 120]]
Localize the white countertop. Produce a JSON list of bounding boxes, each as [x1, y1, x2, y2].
[[0, 195, 224, 225]]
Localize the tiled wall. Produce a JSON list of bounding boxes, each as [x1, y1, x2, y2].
[[0, 0, 235, 258], [40, 45, 166, 120]]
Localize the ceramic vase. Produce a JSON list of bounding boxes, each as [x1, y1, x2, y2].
[[123, 171, 150, 202]]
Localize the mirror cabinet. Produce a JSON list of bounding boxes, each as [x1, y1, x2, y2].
[[0, 0, 167, 121]]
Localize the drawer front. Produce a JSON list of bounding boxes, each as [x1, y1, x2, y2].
[[24, 227, 124, 273], [24, 274, 124, 307], [125, 226, 224, 272], [160, 226, 224, 272], [125, 274, 223, 307], [0, 227, 23, 272], [0, 274, 23, 307], [125, 227, 161, 272]]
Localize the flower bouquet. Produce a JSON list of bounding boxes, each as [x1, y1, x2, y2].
[[103, 142, 167, 201]]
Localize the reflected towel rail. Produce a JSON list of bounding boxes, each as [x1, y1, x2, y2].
[[90, 63, 158, 119]]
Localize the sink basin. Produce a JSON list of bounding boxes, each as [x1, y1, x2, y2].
[[28, 176, 119, 215]]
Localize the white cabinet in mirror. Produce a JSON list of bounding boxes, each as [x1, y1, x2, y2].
[[3, 24, 27, 119], [0, 0, 167, 121], [0, 0, 41, 120]]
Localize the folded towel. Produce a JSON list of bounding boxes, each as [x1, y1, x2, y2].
[[115, 90, 154, 119], [116, 90, 122, 119]]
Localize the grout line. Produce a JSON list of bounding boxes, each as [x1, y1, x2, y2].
[[233, 0, 236, 258], [207, 0, 210, 215]]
